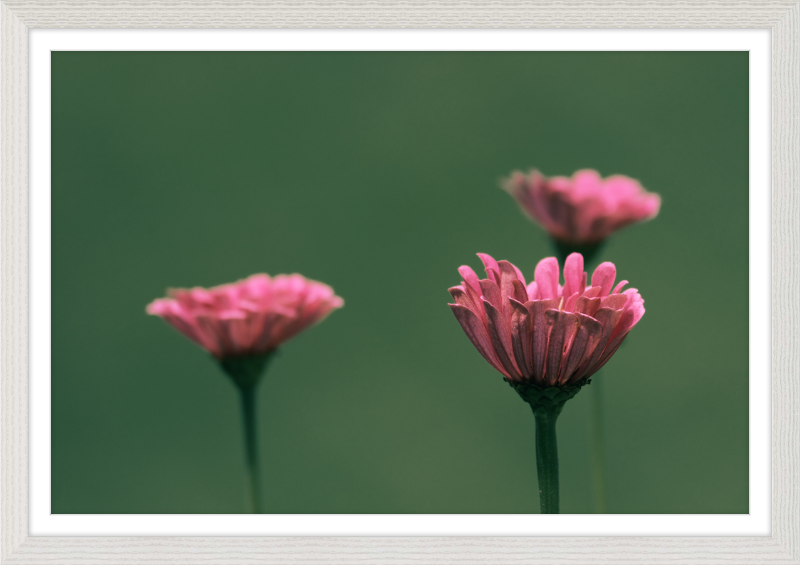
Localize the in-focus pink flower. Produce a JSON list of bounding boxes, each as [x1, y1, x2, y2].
[[448, 253, 644, 387], [502, 169, 661, 245], [147, 273, 344, 359]]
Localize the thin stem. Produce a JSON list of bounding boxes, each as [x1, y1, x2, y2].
[[220, 353, 273, 513], [588, 376, 608, 513], [237, 383, 262, 514], [552, 238, 603, 267], [533, 406, 561, 514]]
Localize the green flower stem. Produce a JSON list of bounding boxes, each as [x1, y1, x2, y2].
[[533, 405, 561, 514], [588, 374, 607, 513], [220, 352, 274, 514], [509, 380, 584, 514], [237, 382, 262, 514], [552, 239, 603, 268]]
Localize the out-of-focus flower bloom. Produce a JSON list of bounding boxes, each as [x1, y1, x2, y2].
[[147, 274, 343, 359], [502, 169, 661, 245], [448, 253, 644, 387]]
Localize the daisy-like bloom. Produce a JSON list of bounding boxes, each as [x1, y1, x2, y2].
[[147, 273, 344, 360], [147, 273, 342, 514], [448, 253, 645, 514], [448, 253, 644, 389], [502, 169, 661, 246]]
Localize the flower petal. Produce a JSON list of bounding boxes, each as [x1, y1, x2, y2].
[[483, 300, 523, 380], [511, 280, 529, 304], [479, 279, 503, 311], [534, 257, 560, 300], [448, 286, 481, 316], [458, 265, 482, 297], [574, 295, 601, 316], [582, 286, 602, 299], [544, 310, 579, 387], [561, 314, 603, 385], [573, 307, 622, 381], [498, 260, 524, 310], [511, 263, 527, 286], [563, 253, 584, 298], [563, 291, 580, 313], [527, 298, 560, 385], [526, 281, 540, 301], [449, 304, 509, 378], [599, 294, 627, 311], [510, 299, 533, 378], [612, 280, 629, 294], [477, 253, 501, 285], [591, 262, 617, 298]]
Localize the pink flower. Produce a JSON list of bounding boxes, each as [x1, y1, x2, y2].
[[147, 274, 344, 359], [448, 253, 644, 387], [502, 169, 661, 245]]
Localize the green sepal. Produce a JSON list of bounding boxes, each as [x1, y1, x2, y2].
[[219, 351, 275, 390], [506, 378, 590, 415]]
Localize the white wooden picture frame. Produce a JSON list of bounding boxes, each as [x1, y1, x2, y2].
[[2, 2, 798, 563]]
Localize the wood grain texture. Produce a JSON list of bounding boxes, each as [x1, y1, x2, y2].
[[1, 1, 798, 563], [772, 2, 800, 563], [1, 2, 29, 563], [0, 0, 796, 28]]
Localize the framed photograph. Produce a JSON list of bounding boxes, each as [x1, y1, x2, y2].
[[2, 2, 797, 563]]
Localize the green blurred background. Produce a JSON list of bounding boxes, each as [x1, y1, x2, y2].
[[51, 52, 748, 514]]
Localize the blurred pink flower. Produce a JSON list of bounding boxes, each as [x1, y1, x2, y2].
[[502, 169, 661, 245], [147, 274, 343, 359], [448, 253, 644, 387]]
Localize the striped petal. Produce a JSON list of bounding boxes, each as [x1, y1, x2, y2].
[[483, 300, 523, 380], [544, 310, 579, 387], [510, 299, 533, 378], [561, 314, 603, 385], [449, 304, 509, 378]]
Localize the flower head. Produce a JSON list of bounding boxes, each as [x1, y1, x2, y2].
[[502, 169, 661, 245], [147, 273, 343, 359], [448, 253, 644, 388]]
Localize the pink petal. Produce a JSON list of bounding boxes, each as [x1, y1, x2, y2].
[[448, 286, 481, 316], [591, 262, 617, 297], [612, 280, 629, 294], [590, 332, 631, 374], [544, 310, 579, 387], [526, 281, 540, 301], [561, 314, 603, 385], [511, 263, 527, 286], [483, 300, 523, 380], [563, 291, 580, 313], [479, 279, 503, 311], [534, 257, 560, 300], [582, 286, 602, 299], [526, 299, 561, 385], [477, 253, 501, 285], [563, 253, 584, 298], [498, 261, 523, 311], [510, 299, 533, 378], [449, 304, 509, 378], [574, 295, 601, 317], [505, 280, 526, 305], [599, 294, 627, 311], [458, 265, 482, 297], [573, 307, 622, 381]]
